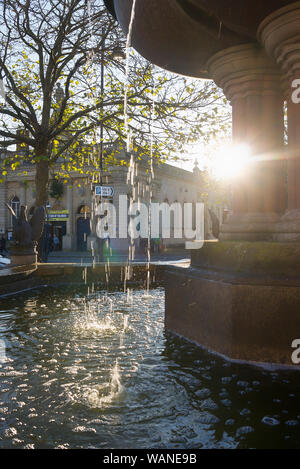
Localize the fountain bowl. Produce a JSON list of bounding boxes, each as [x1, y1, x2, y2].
[[106, 0, 295, 78]]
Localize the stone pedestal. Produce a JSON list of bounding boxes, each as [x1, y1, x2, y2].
[[165, 242, 300, 367], [220, 212, 281, 241], [207, 44, 286, 241], [10, 243, 37, 266]]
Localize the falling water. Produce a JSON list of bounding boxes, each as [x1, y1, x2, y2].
[[124, 0, 138, 152], [121, 0, 156, 296], [123, 0, 138, 298], [77, 0, 143, 409], [146, 83, 156, 295]]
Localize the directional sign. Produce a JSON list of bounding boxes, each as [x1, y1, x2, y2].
[[95, 186, 114, 197]]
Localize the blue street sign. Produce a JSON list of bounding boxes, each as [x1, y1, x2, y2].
[[95, 186, 114, 197]]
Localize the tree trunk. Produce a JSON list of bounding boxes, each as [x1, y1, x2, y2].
[[35, 156, 49, 207], [34, 147, 49, 262]]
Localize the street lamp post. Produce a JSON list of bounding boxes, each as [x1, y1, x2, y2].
[[100, 28, 105, 187], [96, 35, 125, 262], [98, 34, 125, 185]]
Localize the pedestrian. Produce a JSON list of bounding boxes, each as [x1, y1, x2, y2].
[[0, 235, 6, 254], [53, 234, 60, 251]]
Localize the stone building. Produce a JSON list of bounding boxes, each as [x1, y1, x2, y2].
[[0, 142, 226, 253]]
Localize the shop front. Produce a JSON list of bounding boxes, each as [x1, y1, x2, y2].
[[47, 210, 69, 251]]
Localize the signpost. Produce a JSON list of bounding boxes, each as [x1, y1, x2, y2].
[[95, 186, 114, 198]]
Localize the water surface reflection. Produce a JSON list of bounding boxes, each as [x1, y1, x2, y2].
[[0, 286, 299, 449]]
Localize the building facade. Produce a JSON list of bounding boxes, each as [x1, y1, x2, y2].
[[0, 143, 227, 253]]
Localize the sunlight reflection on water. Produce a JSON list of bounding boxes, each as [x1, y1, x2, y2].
[[0, 286, 300, 449]]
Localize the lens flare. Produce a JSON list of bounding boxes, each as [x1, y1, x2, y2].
[[211, 144, 251, 180]]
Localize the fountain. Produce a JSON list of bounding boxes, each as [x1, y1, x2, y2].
[[1, 3, 300, 449], [0, 205, 45, 296], [105, 0, 300, 367], [6, 204, 45, 266]]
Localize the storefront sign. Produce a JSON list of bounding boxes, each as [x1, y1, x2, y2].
[[48, 210, 69, 221]]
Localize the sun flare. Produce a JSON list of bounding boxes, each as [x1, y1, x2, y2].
[[211, 144, 252, 181]]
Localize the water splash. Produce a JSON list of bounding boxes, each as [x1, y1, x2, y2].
[[123, 314, 129, 332], [79, 359, 123, 408], [73, 293, 116, 336], [74, 315, 115, 335], [110, 358, 123, 394]]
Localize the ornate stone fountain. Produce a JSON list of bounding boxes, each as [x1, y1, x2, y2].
[[106, 0, 300, 366], [6, 204, 45, 266]]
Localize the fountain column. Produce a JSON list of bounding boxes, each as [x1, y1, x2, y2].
[[207, 44, 286, 240], [259, 2, 300, 240]]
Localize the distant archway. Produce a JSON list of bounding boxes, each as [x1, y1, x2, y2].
[[77, 205, 91, 251], [78, 205, 91, 216]]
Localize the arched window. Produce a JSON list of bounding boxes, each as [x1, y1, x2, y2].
[[10, 196, 20, 226], [77, 205, 91, 218]]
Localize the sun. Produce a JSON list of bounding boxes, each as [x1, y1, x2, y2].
[[211, 143, 251, 181]]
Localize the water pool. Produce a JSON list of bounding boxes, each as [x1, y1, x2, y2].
[[0, 286, 300, 449]]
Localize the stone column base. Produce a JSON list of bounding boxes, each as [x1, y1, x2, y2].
[[10, 253, 37, 266], [221, 210, 300, 242], [269, 211, 300, 242], [164, 242, 300, 367], [220, 212, 281, 241], [10, 244, 38, 267]]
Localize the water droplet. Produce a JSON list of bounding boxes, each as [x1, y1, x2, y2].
[[262, 416, 280, 426]]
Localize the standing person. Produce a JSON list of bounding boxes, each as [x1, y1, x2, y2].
[[0, 235, 5, 255], [53, 233, 60, 251]]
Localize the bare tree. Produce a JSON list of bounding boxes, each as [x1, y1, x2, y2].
[[0, 0, 228, 207]]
